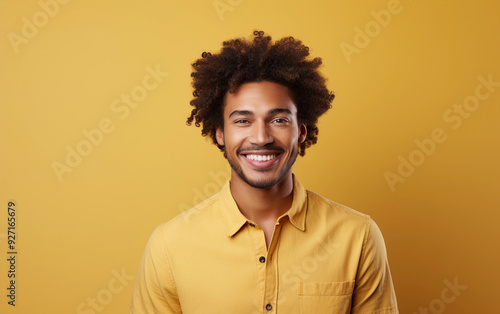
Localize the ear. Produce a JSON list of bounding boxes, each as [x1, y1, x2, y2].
[[216, 126, 225, 146], [298, 123, 307, 143]]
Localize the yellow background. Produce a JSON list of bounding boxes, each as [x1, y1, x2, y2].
[[1, 0, 499, 313]]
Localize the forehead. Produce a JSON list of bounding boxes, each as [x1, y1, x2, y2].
[[223, 81, 297, 116]]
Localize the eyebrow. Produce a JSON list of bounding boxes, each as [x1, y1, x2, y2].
[[228, 108, 292, 118]]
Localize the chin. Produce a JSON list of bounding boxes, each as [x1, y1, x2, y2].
[[241, 170, 289, 189]]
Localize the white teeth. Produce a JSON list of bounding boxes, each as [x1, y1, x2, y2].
[[245, 154, 277, 161]]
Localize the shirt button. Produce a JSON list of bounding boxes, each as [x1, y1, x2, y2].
[[266, 303, 272, 311], [259, 256, 266, 263]]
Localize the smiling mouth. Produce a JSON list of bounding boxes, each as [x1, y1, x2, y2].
[[244, 154, 278, 161], [240, 153, 282, 169]]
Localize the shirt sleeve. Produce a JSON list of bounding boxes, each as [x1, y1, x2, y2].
[[130, 225, 182, 314], [351, 217, 399, 314]]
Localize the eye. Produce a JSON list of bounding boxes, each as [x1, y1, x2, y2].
[[234, 119, 250, 124], [272, 118, 290, 124]]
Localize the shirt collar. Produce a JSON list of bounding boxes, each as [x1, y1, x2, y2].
[[218, 173, 308, 237]]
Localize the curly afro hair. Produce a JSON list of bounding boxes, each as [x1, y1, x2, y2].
[[186, 30, 334, 157]]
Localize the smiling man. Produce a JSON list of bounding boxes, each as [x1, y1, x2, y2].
[[130, 31, 399, 313]]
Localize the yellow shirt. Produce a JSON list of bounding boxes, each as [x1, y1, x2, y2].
[[130, 174, 398, 313]]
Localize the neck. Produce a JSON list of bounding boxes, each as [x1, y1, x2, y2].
[[229, 171, 294, 226]]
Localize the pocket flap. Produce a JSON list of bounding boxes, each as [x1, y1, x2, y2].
[[298, 281, 355, 296]]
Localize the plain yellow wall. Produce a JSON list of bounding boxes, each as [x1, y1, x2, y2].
[[1, 0, 499, 313]]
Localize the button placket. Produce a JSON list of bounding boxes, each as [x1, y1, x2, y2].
[[263, 223, 283, 314]]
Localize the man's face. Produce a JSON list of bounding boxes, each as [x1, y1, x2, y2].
[[216, 81, 307, 189]]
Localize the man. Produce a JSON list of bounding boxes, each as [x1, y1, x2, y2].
[[130, 30, 398, 313]]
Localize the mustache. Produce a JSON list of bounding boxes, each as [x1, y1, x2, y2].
[[237, 146, 285, 154]]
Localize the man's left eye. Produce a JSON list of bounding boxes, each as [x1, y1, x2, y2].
[[273, 118, 289, 124]]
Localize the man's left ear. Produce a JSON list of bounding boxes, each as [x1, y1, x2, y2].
[[298, 123, 307, 143]]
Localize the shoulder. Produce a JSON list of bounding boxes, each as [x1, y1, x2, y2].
[[150, 190, 224, 244], [303, 189, 390, 252], [305, 189, 371, 226]]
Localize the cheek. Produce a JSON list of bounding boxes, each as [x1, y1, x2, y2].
[[281, 129, 299, 146], [224, 130, 245, 149]]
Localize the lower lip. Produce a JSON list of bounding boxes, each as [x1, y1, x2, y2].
[[242, 154, 282, 169]]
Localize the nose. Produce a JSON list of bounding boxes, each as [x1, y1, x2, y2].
[[249, 121, 274, 146]]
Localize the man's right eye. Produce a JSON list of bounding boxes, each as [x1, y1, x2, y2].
[[235, 119, 249, 124]]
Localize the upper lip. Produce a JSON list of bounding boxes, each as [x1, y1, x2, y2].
[[237, 147, 285, 155], [240, 151, 282, 155]]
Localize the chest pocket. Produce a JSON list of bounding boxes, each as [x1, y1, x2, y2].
[[298, 281, 354, 314]]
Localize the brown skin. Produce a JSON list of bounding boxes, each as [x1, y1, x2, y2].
[[216, 81, 307, 248]]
